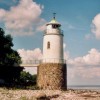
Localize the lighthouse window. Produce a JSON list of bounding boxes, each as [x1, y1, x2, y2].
[[47, 42, 50, 49], [52, 25, 58, 29]]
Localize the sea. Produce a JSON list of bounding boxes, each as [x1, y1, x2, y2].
[[68, 85, 100, 90]]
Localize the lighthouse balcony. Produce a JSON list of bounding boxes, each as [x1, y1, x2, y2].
[[44, 29, 63, 36], [42, 58, 66, 64]]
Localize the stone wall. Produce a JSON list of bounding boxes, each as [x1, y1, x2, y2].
[[37, 63, 67, 90]]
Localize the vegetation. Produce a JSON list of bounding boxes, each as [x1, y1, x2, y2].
[[0, 28, 23, 86], [0, 28, 21, 66], [18, 71, 37, 86], [0, 28, 37, 88]]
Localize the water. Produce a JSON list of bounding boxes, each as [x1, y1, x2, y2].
[[68, 85, 100, 90]]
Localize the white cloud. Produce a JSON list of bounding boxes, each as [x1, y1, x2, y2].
[[18, 47, 100, 84], [67, 48, 100, 85], [24, 67, 37, 75], [0, 0, 46, 36], [68, 66, 100, 86], [18, 48, 43, 61], [18, 47, 69, 75], [18, 48, 42, 75], [68, 48, 100, 66], [63, 43, 69, 60], [92, 14, 100, 39], [63, 43, 66, 49], [18, 46, 69, 63], [64, 51, 69, 60]]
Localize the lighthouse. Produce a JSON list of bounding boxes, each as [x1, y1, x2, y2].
[[43, 13, 64, 63], [37, 14, 67, 90]]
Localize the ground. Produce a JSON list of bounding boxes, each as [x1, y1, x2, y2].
[[0, 88, 100, 100]]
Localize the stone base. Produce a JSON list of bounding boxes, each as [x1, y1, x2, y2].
[[37, 63, 67, 90]]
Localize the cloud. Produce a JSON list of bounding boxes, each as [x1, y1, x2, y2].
[[18, 47, 69, 75], [67, 48, 100, 85], [68, 66, 100, 86], [68, 48, 100, 66], [92, 14, 100, 39], [24, 67, 37, 75], [18, 46, 69, 63], [18, 48, 43, 61], [63, 43, 69, 60], [18, 47, 100, 84], [63, 43, 66, 49], [18, 48, 42, 75], [0, 0, 46, 36]]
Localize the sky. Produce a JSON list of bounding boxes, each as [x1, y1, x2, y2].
[[0, 0, 100, 85]]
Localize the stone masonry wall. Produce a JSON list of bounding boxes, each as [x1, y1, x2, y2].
[[37, 63, 67, 90]]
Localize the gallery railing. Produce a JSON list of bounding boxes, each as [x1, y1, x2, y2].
[[21, 60, 40, 65], [42, 58, 66, 64], [44, 29, 64, 36], [21, 58, 66, 66]]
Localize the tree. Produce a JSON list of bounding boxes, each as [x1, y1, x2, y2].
[[0, 28, 23, 86], [19, 71, 37, 86], [0, 28, 21, 66]]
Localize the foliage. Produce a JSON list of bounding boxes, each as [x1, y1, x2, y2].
[[19, 71, 37, 86], [0, 28, 21, 66], [0, 66, 23, 86]]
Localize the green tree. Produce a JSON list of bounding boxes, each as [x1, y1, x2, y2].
[[19, 71, 37, 86], [0, 28, 21, 66]]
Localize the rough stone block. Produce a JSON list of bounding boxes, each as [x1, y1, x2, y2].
[[37, 63, 67, 90]]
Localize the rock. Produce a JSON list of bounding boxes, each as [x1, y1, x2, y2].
[[37, 63, 67, 90], [36, 93, 49, 100]]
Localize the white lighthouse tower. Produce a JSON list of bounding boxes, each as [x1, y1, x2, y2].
[[43, 13, 64, 63], [37, 14, 67, 90]]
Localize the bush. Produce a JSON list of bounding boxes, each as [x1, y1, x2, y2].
[[18, 71, 37, 86]]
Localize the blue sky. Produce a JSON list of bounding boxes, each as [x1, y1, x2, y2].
[[0, 0, 100, 85]]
